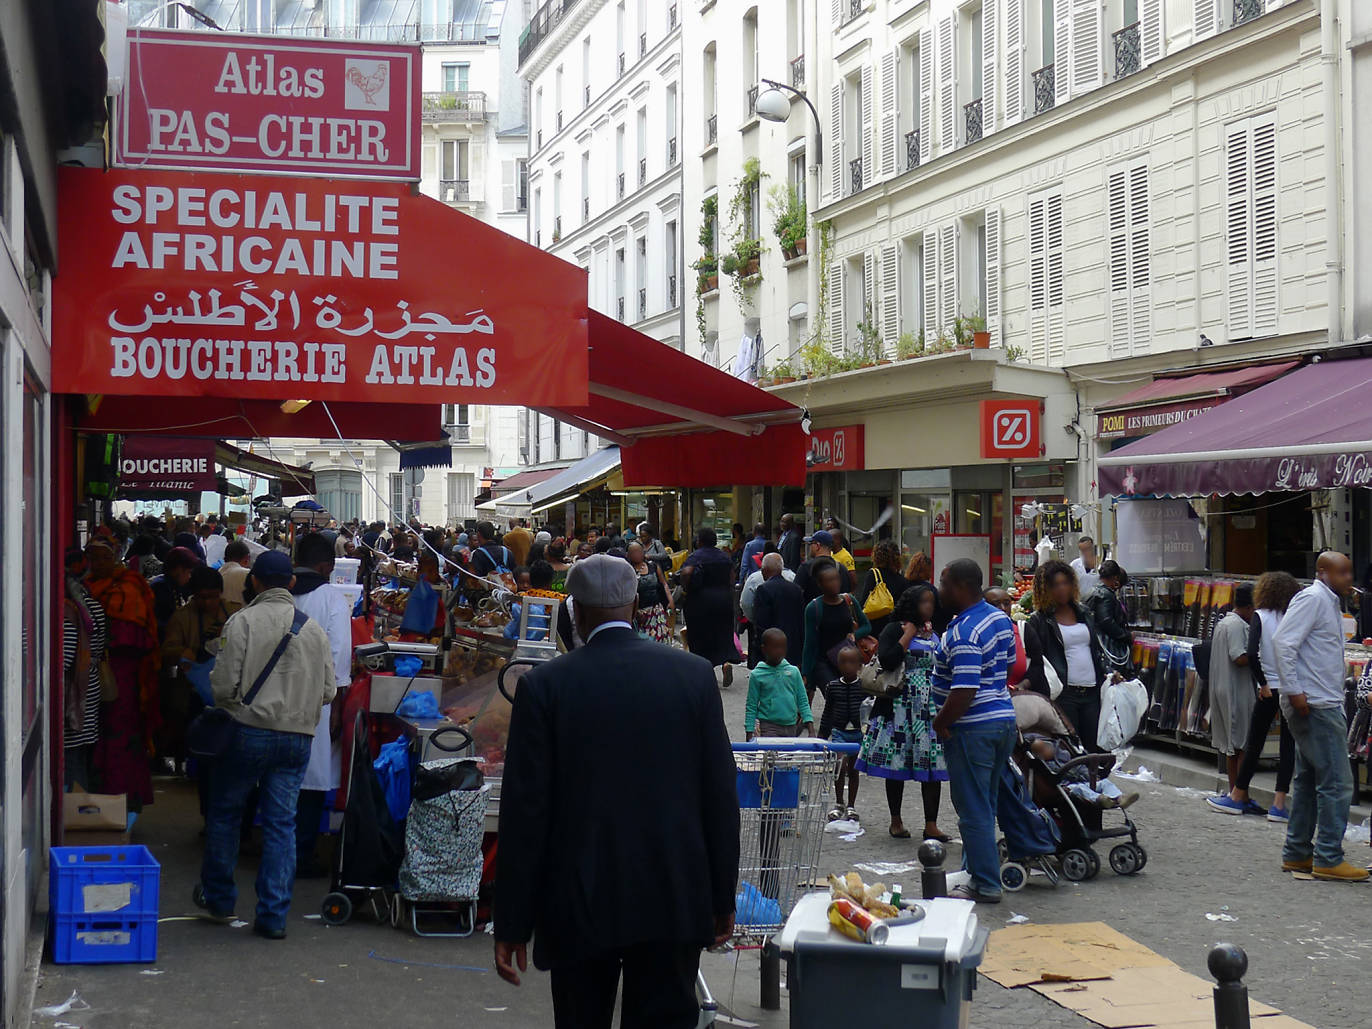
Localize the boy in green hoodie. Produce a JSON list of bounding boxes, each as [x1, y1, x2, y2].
[[745, 628, 814, 740]]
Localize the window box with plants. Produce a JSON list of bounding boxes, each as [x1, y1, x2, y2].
[[694, 257, 719, 293], [768, 183, 807, 261], [693, 195, 719, 294], [722, 159, 766, 305], [720, 238, 762, 280]]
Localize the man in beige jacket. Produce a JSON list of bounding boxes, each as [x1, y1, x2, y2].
[[195, 551, 336, 939]]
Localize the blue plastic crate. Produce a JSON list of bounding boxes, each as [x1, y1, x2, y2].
[[50, 845, 160, 920], [50, 914, 157, 965]]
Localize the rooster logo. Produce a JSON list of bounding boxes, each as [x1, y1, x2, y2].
[[344, 61, 390, 112]]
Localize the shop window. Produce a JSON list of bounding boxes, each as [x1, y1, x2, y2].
[[1014, 463, 1066, 489]]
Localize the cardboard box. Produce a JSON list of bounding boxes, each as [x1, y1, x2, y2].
[[64, 790, 128, 832]]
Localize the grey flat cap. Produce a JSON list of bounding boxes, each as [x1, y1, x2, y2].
[[565, 553, 638, 608]]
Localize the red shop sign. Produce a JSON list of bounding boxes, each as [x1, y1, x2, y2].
[[51, 166, 589, 407], [115, 29, 421, 181], [808, 425, 864, 472], [120, 436, 216, 492], [980, 399, 1042, 459]]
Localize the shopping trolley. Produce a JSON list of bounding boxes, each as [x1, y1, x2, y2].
[[696, 739, 860, 1027]]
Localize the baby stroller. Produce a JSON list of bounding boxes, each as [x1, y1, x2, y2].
[[1011, 693, 1147, 883]]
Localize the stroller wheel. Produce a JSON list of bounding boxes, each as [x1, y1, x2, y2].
[[997, 839, 1009, 863], [1000, 862, 1028, 892], [1109, 844, 1140, 876], [1084, 849, 1101, 880], [1131, 843, 1148, 870], [321, 891, 353, 926], [1060, 849, 1092, 883]]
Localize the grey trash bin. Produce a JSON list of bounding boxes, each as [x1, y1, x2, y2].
[[776, 893, 989, 1029]]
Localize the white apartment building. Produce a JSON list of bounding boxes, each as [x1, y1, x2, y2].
[[682, 0, 817, 373], [517, 0, 684, 468], [773, 0, 1349, 566], [135, 0, 529, 528]]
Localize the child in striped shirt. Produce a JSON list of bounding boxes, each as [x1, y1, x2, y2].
[[821, 643, 866, 822]]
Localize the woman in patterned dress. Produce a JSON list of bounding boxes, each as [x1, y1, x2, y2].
[[856, 584, 949, 841], [627, 541, 674, 644]]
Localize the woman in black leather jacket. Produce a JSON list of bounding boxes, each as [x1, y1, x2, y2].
[[1023, 559, 1110, 751], [1082, 560, 1133, 672]]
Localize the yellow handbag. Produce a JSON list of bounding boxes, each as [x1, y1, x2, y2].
[[862, 568, 894, 621]]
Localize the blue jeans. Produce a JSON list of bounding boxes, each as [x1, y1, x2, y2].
[[200, 725, 312, 930], [944, 719, 1018, 896], [1280, 701, 1353, 868]]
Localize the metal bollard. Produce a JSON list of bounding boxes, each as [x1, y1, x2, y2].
[[760, 941, 782, 1010], [918, 839, 948, 899], [1208, 943, 1251, 1029]]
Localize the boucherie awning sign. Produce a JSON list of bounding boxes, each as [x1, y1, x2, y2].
[[116, 29, 421, 180], [52, 166, 589, 406]]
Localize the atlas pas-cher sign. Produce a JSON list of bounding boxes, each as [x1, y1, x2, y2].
[[115, 30, 420, 180]]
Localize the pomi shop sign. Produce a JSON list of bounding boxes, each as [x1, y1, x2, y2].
[[120, 436, 216, 492], [52, 166, 589, 407], [979, 400, 1042, 459], [808, 425, 864, 472], [115, 30, 420, 180]]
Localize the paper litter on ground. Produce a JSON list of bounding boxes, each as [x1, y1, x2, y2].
[[139, 969, 165, 975], [230, 919, 249, 928], [1205, 912, 1237, 922], [824, 818, 861, 834], [1345, 818, 1370, 844], [1115, 765, 1159, 782], [854, 860, 924, 877], [839, 829, 864, 841], [34, 992, 89, 1017], [1006, 914, 1030, 925]]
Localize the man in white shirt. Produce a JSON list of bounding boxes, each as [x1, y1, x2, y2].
[[1071, 536, 1100, 596]]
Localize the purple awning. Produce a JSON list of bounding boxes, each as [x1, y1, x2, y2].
[[1099, 357, 1372, 497]]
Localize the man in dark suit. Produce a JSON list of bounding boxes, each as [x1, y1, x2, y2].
[[494, 555, 740, 1028], [752, 553, 805, 666], [777, 513, 803, 573]]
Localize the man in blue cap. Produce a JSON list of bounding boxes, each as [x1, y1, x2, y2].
[[793, 529, 854, 605], [195, 550, 337, 940]]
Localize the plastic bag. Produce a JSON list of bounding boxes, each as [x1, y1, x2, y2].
[[373, 737, 414, 824], [398, 577, 440, 635], [1098, 677, 1149, 752]]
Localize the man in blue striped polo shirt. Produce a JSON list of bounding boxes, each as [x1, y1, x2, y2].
[[932, 558, 1018, 903]]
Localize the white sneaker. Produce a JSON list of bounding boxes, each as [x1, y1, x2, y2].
[[846, 807, 860, 823]]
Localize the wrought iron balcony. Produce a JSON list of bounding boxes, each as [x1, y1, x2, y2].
[[637, 287, 647, 321], [447, 423, 472, 444], [746, 85, 759, 117], [842, 0, 863, 26], [667, 137, 678, 165], [519, 0, 587, 67], [555, 110, 563, 131], [791, 54, 805, 89], [667, 273, 677, 307], [964, 98, 983, 144], [617, 51, 626, 74], [905, 129, 920, 171], [1234, 0, 1262, 27], [849, 157, 862, 196], [438, 179, 470, 203], [639, 32, 647, 57], [1114, 22, 1141, 79], [706, 114, 718, 145], [584, 83, 591, 106], [669, 3, 677, 29], [617, 172, 625, 199], [582, 197, 590, 219], [1033, 64, 1055, 115], [616, 297, 625, 321], [638, 157, 647, 186], [421, 91, 487, 122]]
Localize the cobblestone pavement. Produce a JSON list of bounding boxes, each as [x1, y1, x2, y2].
[[31, 667, 1372, 1028]]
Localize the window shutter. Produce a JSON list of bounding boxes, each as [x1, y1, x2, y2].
[[939, 222, 958, 330], [1028, 195, 1047, 363], [880, 242, 900, 353], [1107, 168, 1131, 356], [1004, 0, 1023, 127], [1224, 122, 1252, 339], [922, 237, 939, 340], [863, 250, 877, 340], [827, 261, 845, 354], [982, 0, 997, 134], [1054, 3, 1072, 106], [1070, 0, 1102, 95], [984, 207, 1001, 345], [501, 159, 517, 211], [1140, 0, 1165, 67], [829, 82, 845, 201], [1250, 120, 1278, 335], [937, 16, 956, 154], [1128, 163, 1152, 354], [831, 0, 843, 28], [1046, 192, 1065, 363], [1194, 0, 1219, 42], [919, 29, 934, 164], [861, 64, 875, 188], [1265, 0, 1284, 9], [879, 49, 899, 179]]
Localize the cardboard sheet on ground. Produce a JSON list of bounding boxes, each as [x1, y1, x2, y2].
[[980, 922, 1171, 988], [1032, 966, 1279, 1028]]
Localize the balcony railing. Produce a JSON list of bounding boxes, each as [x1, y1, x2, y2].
[[616, 297, 625, 321], [1234, 0, 1262, 26], [849, 157, 863, 195], [535, 229, 541, 247], [637, 287, 647, 321], [667, 137, 678, 165], [791, 54, 805, 89], [638, 157, 647, 186], [617, 51, 626, 74], [617, 172, 626, 199], [447, 423, 472, 444], [536, 129, 543, 148], [746, 84, 759, 117], [517, 192, 528, 212], [706, 114, 718, 145], [905, 129, 920, 171], [964, 98, 983, 144], [1033, 64, 1055, 115], [669, 3, 677, 28], [421, 91, 487, 122], [842, 0, 863, 26], [639, 32, 647, 57], [553, 215, 562, 239], [667, 273, 677, 307], [582, 197, 590, 219], [438, 179, 470, 203], [1113, 22, 1141, 79], [555, 110, 563, 131], [519, 0, 586, 66]]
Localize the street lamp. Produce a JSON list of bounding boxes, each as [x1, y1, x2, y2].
[[754, 79, 822, 162]]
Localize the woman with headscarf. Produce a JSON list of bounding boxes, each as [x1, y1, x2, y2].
[[680, 528, 743, 685], [84, 539, 161, 811]]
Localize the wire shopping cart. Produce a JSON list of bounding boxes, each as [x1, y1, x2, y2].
[[697, 739, 860, 1026]]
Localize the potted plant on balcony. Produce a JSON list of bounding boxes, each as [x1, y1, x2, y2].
[[694, 196, 719, 292], [896, 330, 923, 360], [693, 254, 719, 293], [855, 302, 883, 367], [966, 312, 990, 349], [769, 184, 808, 260], [773, 358, 796, 384]]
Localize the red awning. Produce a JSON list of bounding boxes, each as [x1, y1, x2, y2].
[[78, 396, 442, 441], [1096, 361, 1298, 438], [537, 311, 807, 488]]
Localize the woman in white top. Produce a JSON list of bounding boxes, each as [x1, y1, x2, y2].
[[1207, 571, 1301, 820], [1024, 559, 1110, 751]]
